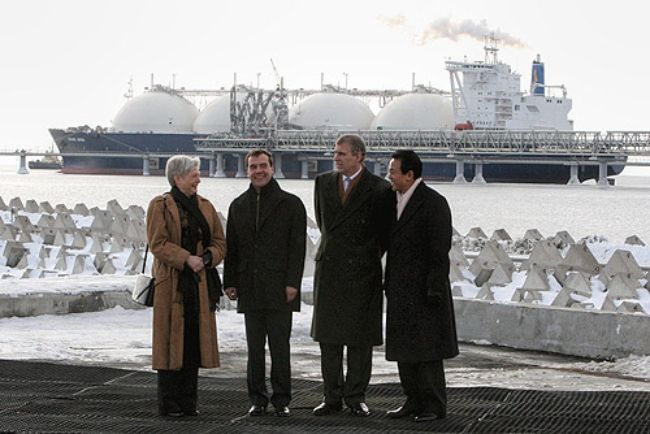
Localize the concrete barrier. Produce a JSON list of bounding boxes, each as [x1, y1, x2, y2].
[[453, 298, 650, 360], [0, 290, 143, 318]]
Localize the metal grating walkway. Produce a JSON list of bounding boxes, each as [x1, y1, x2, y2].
[[1, 359, 650, 433]]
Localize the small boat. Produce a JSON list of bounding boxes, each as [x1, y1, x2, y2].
[[29, 151, 63, 170]]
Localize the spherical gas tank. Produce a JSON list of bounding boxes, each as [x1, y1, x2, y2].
[[289, 92, 374, 130], [112, 91, 199, 133], [193, 95, 231, 134], [371, 93, 453, 130]]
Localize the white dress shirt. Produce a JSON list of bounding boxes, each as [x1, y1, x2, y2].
[[396, 177, 422, 220]]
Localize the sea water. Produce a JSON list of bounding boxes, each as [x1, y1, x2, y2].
[[1, 162, 649, 243]]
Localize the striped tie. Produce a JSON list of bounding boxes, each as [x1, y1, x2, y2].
[[343, 176, 351, 192]]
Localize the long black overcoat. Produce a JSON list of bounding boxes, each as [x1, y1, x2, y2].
[[311, 168, 391, 346], [223, 178, 306, 313], [384, 181, 459, 362]]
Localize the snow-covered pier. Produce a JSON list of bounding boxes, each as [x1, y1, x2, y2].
[[1, 195, 650, 359]]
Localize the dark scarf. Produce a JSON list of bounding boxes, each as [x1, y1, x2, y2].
[[170, 186, 222, 310]]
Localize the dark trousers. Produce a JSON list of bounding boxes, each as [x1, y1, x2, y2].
[[319, 342, 373, 407], [157, 365, 199, 414], [245, 310, 293, 407], [397, 360, 447, 417], [157, 284, 200, 415]]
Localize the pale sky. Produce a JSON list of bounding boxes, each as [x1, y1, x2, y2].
[[1, 0, 647, 151]]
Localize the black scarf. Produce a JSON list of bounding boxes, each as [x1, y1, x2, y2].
[[170, 186, 222, 310]]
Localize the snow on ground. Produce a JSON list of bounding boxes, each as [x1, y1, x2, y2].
[[3, 301, 650, 392]]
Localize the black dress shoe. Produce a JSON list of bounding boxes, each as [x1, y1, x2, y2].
[[248, 404, 267, 416], [413, 411, 443, 422], [349, 402, 370, 417], [162, 411, 184, 418], [313, 402, 343, 416], [184, 409, 199, 416], [387, 401, 420, 419], [274, 405, 290, 417]]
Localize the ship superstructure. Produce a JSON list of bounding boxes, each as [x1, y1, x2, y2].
[[446, 37, 573, 130]]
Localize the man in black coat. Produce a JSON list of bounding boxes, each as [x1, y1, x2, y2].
[[223, 149, 306, 418], [384, 149, 459, 422], [311, 134, 392, 417]]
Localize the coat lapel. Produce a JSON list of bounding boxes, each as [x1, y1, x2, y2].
[[392, 182, 427, 236], [257, 183, 284, 231], [330, 168, 373, 231]]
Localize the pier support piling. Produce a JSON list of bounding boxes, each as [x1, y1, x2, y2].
[[472, 162, 486, 184], [301, 160, 309, 179], [453, 160, 467, 184], [142, 157, 150, 177], [567, 163, 580, 185], [373, 160, 382, 177], [597, 161, 609, 187], [17, 151, 29, 175], [274, 153, 285, 179], [213, 153, 226, 178], [208, 158, 215, 177], [235, 154, 246, 178]]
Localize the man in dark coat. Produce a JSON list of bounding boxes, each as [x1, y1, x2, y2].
[[311, 134, 392, 417], [223, 149, 306, 418], [384, 149, 459, 422]]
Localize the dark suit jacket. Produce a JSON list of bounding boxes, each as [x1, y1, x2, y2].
[[223, 178, 306, 313], [311, 168, 392, 346], [384, 181, 459, 362]]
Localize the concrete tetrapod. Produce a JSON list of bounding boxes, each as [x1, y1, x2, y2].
[[520, 239, 563, 271]]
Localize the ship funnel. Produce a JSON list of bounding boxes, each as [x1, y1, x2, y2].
[[530, 55, 545, 96]]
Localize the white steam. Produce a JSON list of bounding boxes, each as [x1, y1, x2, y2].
[[378, 15, 527, 48]]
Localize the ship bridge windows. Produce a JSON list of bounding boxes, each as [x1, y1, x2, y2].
[[526, 105, 540, 112], [515, 105, 520, 111]]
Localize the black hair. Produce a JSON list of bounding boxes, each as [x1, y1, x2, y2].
[[391, 149, 422, 179]]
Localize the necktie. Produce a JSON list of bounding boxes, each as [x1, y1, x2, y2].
[[343, 176, 351, 192]]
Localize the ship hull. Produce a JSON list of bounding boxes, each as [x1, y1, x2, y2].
[[49, 129, 625, 183]]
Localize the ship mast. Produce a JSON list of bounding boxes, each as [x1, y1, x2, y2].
[[484, 34, 499, 64]]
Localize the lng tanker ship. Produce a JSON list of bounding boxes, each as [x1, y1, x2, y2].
[[49, 39, 625, 183]]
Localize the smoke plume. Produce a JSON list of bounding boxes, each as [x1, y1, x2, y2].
[[378, 15, 527, 48]]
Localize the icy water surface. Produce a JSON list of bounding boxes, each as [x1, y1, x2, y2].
[[1, 163, 649, 242]]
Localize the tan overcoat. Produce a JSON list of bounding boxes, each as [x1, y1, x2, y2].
[[146, 193, 226, 370]]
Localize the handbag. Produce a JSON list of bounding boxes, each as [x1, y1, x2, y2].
[[131, 244, 155, 307]]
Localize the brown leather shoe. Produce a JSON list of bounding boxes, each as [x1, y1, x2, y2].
[[313, 402, 342, 416]]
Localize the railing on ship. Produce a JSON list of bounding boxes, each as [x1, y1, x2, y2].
[[196, 130, 650, 156]]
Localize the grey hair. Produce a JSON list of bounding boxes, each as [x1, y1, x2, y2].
[[336, 134, 366, 158], [165, 155, 200, 187]]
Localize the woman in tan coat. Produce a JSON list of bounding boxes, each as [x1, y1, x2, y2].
[[146, 155, 226, 417]]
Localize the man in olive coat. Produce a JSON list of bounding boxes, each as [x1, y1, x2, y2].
[[311, 134, 392, 417], [224, 149, 306, 418], [384, 149, 459, 422]]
